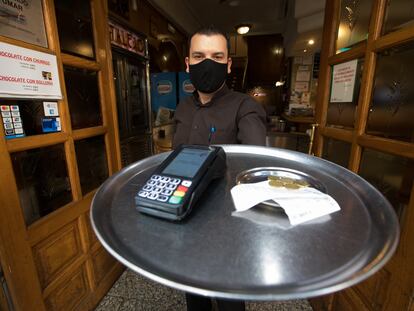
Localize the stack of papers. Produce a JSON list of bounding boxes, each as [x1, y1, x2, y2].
[[231, 181, 340, 226]]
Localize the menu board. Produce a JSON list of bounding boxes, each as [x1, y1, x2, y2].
[[0, 42, 62, 99]]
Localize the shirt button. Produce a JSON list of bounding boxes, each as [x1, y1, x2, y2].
[[193, 125, 198, 130]]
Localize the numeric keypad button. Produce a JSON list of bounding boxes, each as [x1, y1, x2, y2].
[[138, 191, 148, 198], [147, 192, 158, 200], [142, 185, 153, 191], [157, 195, 169, 202], [166, 183, 177, 190]]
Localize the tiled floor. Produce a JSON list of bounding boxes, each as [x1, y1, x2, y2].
[[95, 269, 314, 311]]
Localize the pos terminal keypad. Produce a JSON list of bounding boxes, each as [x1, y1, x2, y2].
[[135, 145, 226, 221], [137, 175, 192, 205]]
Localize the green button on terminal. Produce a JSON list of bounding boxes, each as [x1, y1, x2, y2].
[[168, 196, 182, 204]]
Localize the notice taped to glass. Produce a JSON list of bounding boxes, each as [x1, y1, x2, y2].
[[0, 0, 47, 47], [330, 60, 358, 103], [0, 42, 62, 99]]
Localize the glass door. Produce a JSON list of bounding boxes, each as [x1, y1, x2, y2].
[[112, 49, 152, 166]]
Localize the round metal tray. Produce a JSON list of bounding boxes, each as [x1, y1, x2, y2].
[[90, 145, 399, 300]]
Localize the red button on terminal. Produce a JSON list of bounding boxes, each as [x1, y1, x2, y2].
[[177, 185, 188, 192]]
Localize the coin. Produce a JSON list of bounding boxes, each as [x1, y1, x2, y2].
[[268, 176, 309, 189]]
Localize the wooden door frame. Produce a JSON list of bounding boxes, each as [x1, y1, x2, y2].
[[0, 0, 123, 309]]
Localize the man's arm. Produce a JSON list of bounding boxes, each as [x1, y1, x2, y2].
[[237, 98, 267, 146]]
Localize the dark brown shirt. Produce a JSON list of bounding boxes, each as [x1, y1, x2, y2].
[[173, 85, 266, 148]]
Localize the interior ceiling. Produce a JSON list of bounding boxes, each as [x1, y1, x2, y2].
[[182, 0, 289, 35], [148, 0, 326, 56]]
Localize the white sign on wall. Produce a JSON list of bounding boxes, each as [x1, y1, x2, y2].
[[330, 59, 358, 103], [0, 42, 62, 99], [0, 0, 47, 47]]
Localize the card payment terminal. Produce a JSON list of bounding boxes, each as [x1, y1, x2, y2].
[[135, 145, 226, 220]]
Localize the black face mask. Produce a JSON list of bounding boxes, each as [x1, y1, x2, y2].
[[189, 59, 228, 94]]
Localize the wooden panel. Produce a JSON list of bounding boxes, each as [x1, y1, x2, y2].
[[0, 136, 46, 310], [327, 42, 366, 65], [309, 295, 333, 311], [374, 24, 414, 52], [6, 132, 68, 153], [44, 264, 89, 311], [85, 212, 99, 248], [72, 126, 107, 141], [321, 127, 353, 143], [353, 269, 391, 310], [0, 285, 10, 311], [33, 222, 83, 288], [314, 0, 340, 156], [27, 192, 94, 245], [91, 247, 117, 285], [331, 289, 371, 311], [61, 53, 100, 71], [357, 135, 414, 159]]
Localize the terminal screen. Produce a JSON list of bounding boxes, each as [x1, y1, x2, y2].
[[162, 148, 211, 178]]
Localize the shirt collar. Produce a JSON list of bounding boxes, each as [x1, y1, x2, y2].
[[192, 84, 230, 107]]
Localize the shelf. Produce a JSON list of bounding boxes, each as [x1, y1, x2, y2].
[[282, 113, 315, 124]]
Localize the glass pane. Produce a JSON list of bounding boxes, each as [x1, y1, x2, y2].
[[366, 42, 414, 142], [11, 144, 72, 225], [383, 0, 414, 34], [1, 99, 61, 138], [63, 66, 102, 130], [336, 0, 373, 53], [75, 135, 108, 195], [54, 0, 95, 59], [322, 137, 351, 168], [327, 59, 364, 129], [359, 148, 413, 221]]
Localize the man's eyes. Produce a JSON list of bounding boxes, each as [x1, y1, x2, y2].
[[192, 55, 224, 61]]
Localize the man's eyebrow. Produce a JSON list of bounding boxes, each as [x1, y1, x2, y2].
[[191, 51, 205, 56]]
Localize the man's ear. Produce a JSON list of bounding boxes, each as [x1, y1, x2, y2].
[[227, 57, 232, 74], [185, 57, 190, 73]]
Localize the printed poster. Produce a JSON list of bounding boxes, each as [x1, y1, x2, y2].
[[294, 81, 309, 93], [296, 71, 311, 82], [0, 0, 47, 47], [330, 59, 358, 103], [0, 42, 62, 99]]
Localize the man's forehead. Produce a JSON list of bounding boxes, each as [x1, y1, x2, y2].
[[190, 34, 227, 52]]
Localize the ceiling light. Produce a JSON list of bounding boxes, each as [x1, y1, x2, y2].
[[236, 25, 251, 35], [303, 49, 307, 53], [228, 0, 240, 6], [308, 39, 315, 45]]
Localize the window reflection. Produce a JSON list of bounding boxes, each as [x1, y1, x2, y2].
[[11, 145, 72, 225], [75, 136, 108, 195], [327, 60, 364, 129], [63, 66, 102, 130], [322, 137, 351, 168], [54, 0, 95, 59], [383, 0, 414, 34], [367, 41, 414, 142], [336, 0, 373, 53], [359, 148, 413, 221]]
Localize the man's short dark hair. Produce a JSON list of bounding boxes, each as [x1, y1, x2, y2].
[[188, 25, 230, 55]]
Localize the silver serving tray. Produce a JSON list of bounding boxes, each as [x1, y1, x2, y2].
[[90, 145, 399, 301]]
